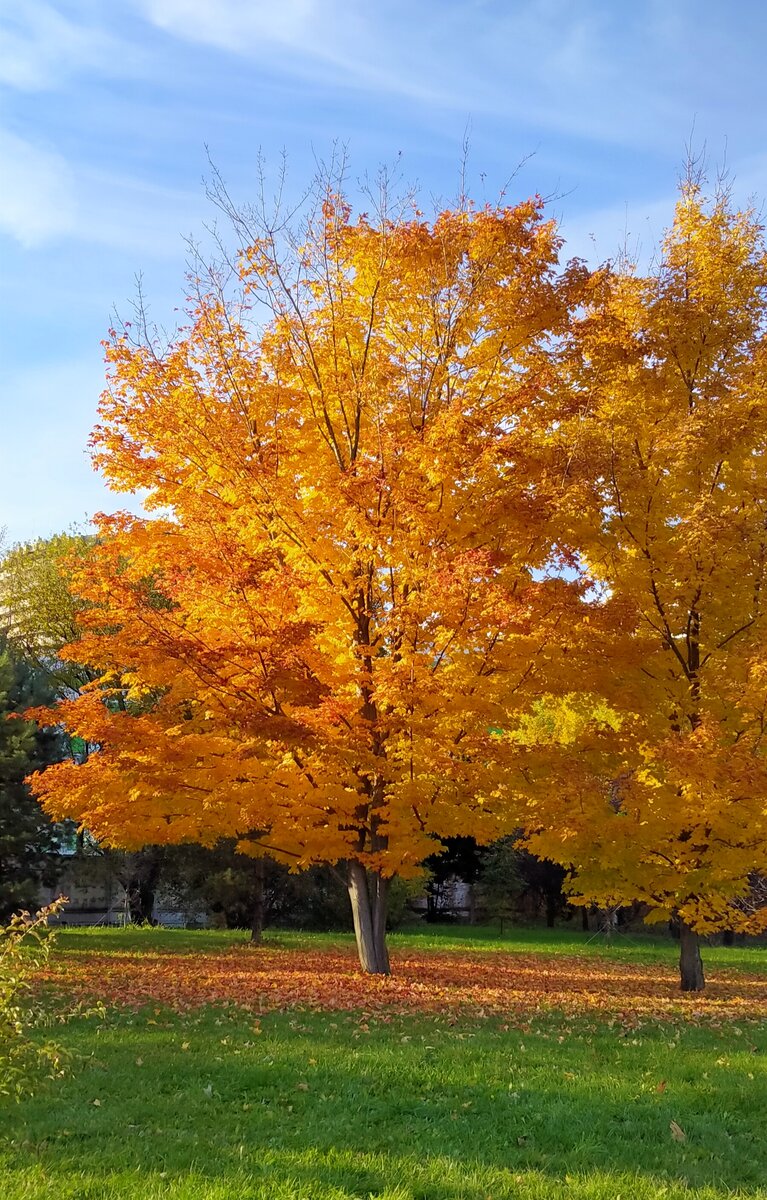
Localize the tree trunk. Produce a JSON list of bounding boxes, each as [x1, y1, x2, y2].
[[679, 920, 705, 992], [722, 929, 735, 947], [545, 894, 557, 928], [127, 876, 157, 924], [250, 857, 265, 945], [125, 848, 164, 924], [581, 907, 590, 932], [348, 860, 390, 974]]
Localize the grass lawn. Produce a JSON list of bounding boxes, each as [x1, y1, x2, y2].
[[2, 926, 766, 1199]]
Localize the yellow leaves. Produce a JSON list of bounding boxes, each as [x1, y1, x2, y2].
[[634, 768, 662, 790], [26, 173, 767, 951]]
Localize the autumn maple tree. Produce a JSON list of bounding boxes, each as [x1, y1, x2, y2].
[[519, 180, 767, 990], [31, 172, 588, 973]]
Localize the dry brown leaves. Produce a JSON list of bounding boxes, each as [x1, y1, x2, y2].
[[41, 945, 767, 1027]]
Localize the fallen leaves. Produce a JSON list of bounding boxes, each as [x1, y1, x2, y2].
[[40, 944, 767, 1028], [670, 1120, 687, 1142]]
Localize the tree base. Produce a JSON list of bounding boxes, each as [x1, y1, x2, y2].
[[679, 920, 705, 992]]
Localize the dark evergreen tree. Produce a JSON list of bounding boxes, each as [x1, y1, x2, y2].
[[0, 640, 63, 919], [515, 850, 568, 928]]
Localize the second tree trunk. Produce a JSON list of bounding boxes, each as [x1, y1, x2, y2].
[[679, 920, 705, 992]]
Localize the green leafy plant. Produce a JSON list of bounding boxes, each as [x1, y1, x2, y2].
[[0, 898, 68, 1098]]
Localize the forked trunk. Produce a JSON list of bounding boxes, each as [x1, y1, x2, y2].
[[679, 920, 705, 992], [347, 860, 390, 974]]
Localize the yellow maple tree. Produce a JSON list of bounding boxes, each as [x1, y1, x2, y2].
[[520, 180, 767, 989]]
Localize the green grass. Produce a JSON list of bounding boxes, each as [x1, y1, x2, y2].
[[3, 925, 767, 1199], [4, 1006, 767, 1199]]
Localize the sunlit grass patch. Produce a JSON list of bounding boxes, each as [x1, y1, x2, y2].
[[3, 1001, 767, 1199]]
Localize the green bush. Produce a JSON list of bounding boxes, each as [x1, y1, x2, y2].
[[0, 900, 67, 1099]]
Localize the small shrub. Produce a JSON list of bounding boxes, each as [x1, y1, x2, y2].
[[0, 898, 68, 1099]]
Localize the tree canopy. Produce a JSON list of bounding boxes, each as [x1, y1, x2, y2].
[[28, 171, 767, 988], [30, 180, 590, 972], [0, 533, 94, 695], [0, 640, 62, 920], [518, 181, 767, 987]]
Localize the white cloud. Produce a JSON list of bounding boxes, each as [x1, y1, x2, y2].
[[135, 0, 761, 154], [0, 129, 77, 246], [139, 0, 440, 105], [134, 0, 684, 144], [0, 125, 201, 256], [0, 0, 117, 90], [142, 0, 319, 53]]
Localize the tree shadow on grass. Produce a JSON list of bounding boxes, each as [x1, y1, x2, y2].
[[3, 1015, 766, 1199]]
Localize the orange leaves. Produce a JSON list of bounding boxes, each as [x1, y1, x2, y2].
[[29, 174, 767, 967], [31, 180, 592, 905], [43, 944, 767, 1026]]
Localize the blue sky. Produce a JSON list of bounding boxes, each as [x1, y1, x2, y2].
[[1, 0, 766, 544]]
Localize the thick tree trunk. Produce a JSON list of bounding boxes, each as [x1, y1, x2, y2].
[[545, 894, 557, 928], [581, 907, 590, 933], [250, 857, 265, 945], [722, 929, 735, 948], [679, 920, 705, 992], [348, 860, 390, 974]]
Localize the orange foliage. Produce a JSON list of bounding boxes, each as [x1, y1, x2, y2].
[[27, 173, 767, 966], [43, 944, 767, 1026], [29, 178, 590, 972]]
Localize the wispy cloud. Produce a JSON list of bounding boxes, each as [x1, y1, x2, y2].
[[0, 122, 201, 255], [141, 0, 369, 72], [134, 0, 710, 148], [0, 0, 120, 90], [0, 129, 76, 245]]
